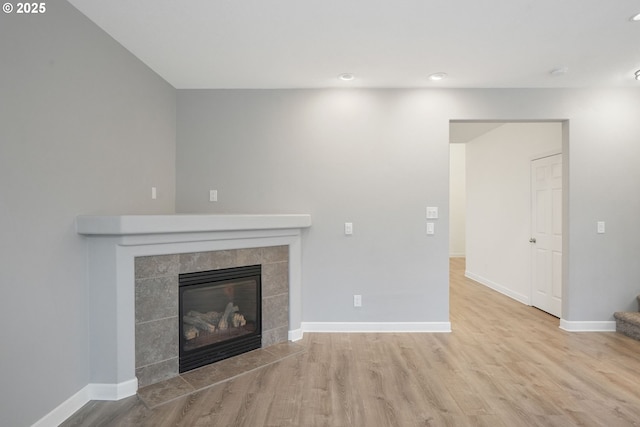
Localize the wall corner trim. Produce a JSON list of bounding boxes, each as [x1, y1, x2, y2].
[[88, 378, 138, 401], [288, 328, 304, 341]]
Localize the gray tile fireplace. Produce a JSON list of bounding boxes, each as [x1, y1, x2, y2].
[[76, 214, 311, 400], [135, 246, 289, 387]]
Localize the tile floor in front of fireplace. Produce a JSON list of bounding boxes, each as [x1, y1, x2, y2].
[[137, 341, 304, 408]]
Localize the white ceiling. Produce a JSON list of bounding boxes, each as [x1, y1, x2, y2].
[[67, 0, 640, 89]]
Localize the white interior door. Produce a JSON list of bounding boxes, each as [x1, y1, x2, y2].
[[530, 154, 562, 317]]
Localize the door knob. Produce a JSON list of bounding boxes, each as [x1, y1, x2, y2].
[[529, 238, 537, 243]]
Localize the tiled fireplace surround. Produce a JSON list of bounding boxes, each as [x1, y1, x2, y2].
[[135, 246, 289, 387], [77, 214, 311, 400]]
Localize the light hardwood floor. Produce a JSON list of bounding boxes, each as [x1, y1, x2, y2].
[[63, 258, 640, 426]]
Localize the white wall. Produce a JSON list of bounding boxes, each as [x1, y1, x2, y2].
[[0, 3, 176, 426], [464, 123, 562, 304], [449, 143, 466, 257]]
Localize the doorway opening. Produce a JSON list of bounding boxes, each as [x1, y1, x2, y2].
[[448, 121, 568, 320]]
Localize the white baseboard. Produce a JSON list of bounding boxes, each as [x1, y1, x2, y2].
[[32, 385, 90, 427], [88, 378, 138, 401], [32, 378, 138, 427], [449, 253, 466, 258], [288, 328, 303, 341], [301, 322, 451, 333], [560, 319, 616, 332], [465, 271, 530, 306]]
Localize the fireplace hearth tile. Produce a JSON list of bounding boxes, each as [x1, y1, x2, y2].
[[178, 251, 215, 273], [262, 261, 288, 297], [236, 247, 263, 266], [262, 294, 289, 331], [179, 362, 226, 389], [136, 358, 178, 388], [135, 276, 178, 323], [180, 349, 276, 390], [211, 249, 240, 270], [262, 325, 289, 347], [262, 245, 288, 263], [142, 343, 306, 408], [135, 317, 179, 367], [137, 375, 195, 409], [221, 347, 280, 370], [135, 254, 179, 279]]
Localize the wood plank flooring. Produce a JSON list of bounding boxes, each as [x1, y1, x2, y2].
[[63, 258, 640, 426]]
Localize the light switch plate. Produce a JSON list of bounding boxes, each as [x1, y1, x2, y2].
[[345, 222, 353, 235], [426, 222, 435, 235], [597, 221, 605, 234], [353, 294, 362, 307], [426, 207, 439, 219]]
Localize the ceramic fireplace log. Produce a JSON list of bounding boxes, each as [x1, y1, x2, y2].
[[183, 315, 216, 333], [187, 310, 222, 324], [218, 302, 239, 331], [183, 324, 199, 340], [232, 312, 247, 328]]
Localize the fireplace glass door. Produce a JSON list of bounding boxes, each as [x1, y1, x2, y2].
[[179, 265, 261, 372]]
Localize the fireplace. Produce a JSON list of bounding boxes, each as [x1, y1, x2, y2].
[[77, 214, 310, 397], [179, 265, 262, 372], [133, 246, 291, 387]]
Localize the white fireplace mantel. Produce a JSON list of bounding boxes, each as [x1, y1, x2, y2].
[[76, 214, 311, 401], [76, 214, 312, 236]]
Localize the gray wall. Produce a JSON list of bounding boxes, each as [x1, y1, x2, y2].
[[4, 3, 640, 424], [0, 2, 176, 426], [176, 89, 640, 326], [177, 90, 452, 322]]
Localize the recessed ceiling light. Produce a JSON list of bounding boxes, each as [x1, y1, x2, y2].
[[338, 73, 355, 81], [428, 72, 448, 81], [549, 67, 568, 76], [630, 13, 640, 21]]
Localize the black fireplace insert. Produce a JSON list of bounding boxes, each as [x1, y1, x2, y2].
[[179, 264, 261, 372]]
